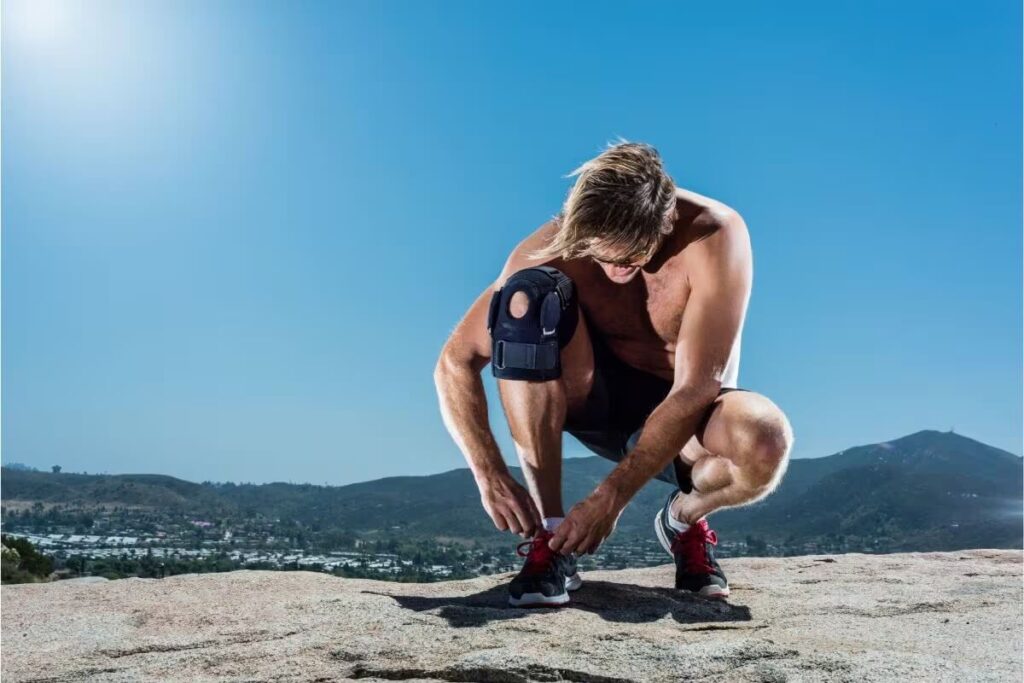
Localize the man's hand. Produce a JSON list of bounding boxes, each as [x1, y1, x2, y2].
[[479, 474, 541, 538], [547, 488, 624, 556]]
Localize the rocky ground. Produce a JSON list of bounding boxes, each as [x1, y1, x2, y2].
[[2, 550, 1021, 682]]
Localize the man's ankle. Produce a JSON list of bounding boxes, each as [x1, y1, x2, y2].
[[667, 492, 691, 532]]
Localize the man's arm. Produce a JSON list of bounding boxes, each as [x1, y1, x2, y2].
[[435, 288, 541, 537], [434, 225, 558, 537], [549, 212, 752, 555]]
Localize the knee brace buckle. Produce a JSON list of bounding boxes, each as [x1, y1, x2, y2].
[[487, 266, 578, 381]]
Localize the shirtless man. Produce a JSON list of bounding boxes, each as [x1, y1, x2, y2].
[[434, 142, 793, 607]]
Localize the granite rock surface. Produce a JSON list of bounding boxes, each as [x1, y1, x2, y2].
[[2, 550, 1021, 682]]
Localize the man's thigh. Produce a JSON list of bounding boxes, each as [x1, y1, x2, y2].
[[558, 306, 596, 417]]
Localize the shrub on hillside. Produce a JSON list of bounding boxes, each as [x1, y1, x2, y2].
[[1, 535, 53, 584]]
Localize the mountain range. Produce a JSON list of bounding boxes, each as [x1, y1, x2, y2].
[[2, 430, 1021, 552]]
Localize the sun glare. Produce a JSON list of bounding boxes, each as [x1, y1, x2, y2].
[[5, 0, 70, 50]]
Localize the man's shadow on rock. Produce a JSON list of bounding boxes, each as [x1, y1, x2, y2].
[[364, 580, 752, 628]]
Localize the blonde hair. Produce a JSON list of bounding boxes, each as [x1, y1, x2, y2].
[[534, 141, 676, 263]]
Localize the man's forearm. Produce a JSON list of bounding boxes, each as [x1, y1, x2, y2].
[[434, 353, 509, 485], [598, 384, 719, 506]]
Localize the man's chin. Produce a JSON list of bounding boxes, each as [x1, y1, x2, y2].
[[605, 268, 641, 284]]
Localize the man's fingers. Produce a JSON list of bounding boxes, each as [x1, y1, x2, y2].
[[571, 534, 589, 556], [588, 531, 606, 554], [547, 524, 570, 552], [585, 536, 602, 555], [491, 512, 508, 532], [495, 506, 520, 534], [556, 527, 584, 556], [505, 513, 524, 536], [511, 501, 537, 538], [511, 517, 529, 538], [513, 489, 541, 536], [580, 529, 604, 556]]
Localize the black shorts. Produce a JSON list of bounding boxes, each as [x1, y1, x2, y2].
[[563, 335, 744, 493]]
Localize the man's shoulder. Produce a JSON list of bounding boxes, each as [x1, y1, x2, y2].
[[495, 220, 562, 284], [695, 206, 749, 255], [515, 219, 560, 255], [675, 187, 746, 232], [675, 193, 751, 276]]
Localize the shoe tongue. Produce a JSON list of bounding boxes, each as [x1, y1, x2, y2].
[[683, 518, 708, 537], [676, 523, 715, 573]]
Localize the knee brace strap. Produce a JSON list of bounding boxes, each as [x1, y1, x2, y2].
[[487, 266, 578, 381]]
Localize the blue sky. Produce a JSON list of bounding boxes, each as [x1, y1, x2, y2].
[[3, 1, 1021, 485]]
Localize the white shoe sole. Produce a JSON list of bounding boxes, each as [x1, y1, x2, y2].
[[697, 584, 730, 598], [654, 508, 731, 599], [508, 572, 583, 607]]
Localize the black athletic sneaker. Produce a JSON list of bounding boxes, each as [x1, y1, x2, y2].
[[507, 530, 583, 607], [654, 491, 730, 598]]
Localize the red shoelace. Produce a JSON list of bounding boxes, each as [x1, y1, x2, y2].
[[516, 530, 557, 575], [670, 518, 718, 574]]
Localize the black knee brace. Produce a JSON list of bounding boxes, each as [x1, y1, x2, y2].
[[487, 266, 578, 381]]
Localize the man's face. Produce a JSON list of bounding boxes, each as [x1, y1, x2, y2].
[[591, 248, 650, 284]]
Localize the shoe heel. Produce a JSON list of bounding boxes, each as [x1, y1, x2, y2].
[[654, 509, 674, 557]]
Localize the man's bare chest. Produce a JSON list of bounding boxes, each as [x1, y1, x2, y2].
[[568, 265, 691, 347]]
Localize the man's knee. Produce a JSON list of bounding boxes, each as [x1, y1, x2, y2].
[[488, 267, 578, 382], [727, 400, 793, 493]]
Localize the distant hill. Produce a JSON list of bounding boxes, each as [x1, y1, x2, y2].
[[709, 430, 1023, 550], [1, 463, 38, 472], [2, 430, 1021, 551]]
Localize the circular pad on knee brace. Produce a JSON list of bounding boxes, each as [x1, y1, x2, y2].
[[487, 266, 578, 381]]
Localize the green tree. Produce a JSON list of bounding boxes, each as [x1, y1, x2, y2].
[[1, 536, 54, 584]]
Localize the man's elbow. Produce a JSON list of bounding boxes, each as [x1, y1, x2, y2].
[[434, 339, 484, 387], [434, 342, 456, 388]]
